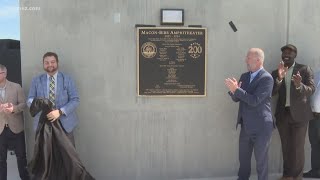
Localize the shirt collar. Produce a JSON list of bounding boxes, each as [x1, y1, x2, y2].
[[0, 80, 7, 90], [47, 71, 58, 80], [250, 67, 263, 77], [289, 62, 295, 69]]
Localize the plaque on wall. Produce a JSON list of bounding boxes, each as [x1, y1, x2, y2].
[[137, 27, 207, 96]]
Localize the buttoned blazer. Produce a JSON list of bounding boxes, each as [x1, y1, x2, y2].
[[0, 80, 26, 134]]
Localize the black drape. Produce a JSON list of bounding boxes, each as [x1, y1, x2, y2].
[[29, 98, 95, 180]]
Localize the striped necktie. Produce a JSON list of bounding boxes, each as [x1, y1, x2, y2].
[[49, 76, 55, 107]]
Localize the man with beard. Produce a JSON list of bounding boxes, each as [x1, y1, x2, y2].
[[271, 44, 315, 180], [27, 52, 80, 146]]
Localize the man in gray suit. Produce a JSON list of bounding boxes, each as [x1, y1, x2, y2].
[[225, 48, 274, 180], [0, 64, 30, 180], [27, 52, 80, 145]]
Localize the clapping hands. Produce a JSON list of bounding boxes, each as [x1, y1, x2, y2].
[[278, 61, 302, 88], [278, 61, 288, 81], [0, 103, 14, 113], [225, 77, 242, 94], [292, 71, 302, 88]]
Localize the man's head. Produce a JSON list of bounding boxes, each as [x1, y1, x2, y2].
[[245, 48, 264, 72], [281, 44, 297, 67], [0, 64, 7, 84], [43, 52, 59, 75]]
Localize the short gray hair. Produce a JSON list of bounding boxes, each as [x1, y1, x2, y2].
[[0, 64, 7, 72], [250, 48, 265, 62]]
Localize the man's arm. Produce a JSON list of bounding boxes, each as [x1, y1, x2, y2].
[[228, 91, 240, 102], [12, 84, 27, 113], [59, 76, 80, 116], [27, 77, 38, 107], [271, 70, 282, 96], [294, 66, 315, 97], [234, 75, 274, 107]]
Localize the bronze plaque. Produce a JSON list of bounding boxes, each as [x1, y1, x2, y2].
[[137, 27, 207, 96]]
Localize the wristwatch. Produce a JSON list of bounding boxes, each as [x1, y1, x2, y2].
[[58, 109, 63, 116], [296, 84, 302, 90]]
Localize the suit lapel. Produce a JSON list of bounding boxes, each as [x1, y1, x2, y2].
[[241, 72, 251, 90], [249, 69, 264, 85], [281, 64, 296, 92], [278, 64, 295, 96], [1, 81, 10, 102], [0, 88, 4, 103], [3, 81, 10, 102], [41, 74, 48, 98], [56, 72, 63, 101]]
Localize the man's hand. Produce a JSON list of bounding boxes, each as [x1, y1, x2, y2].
[[292, 71, 302, 88], [3, 103, 14, 113], [225, 77, 242, 94], [46, 110, 60, 122], [278, 61, 288, 81]]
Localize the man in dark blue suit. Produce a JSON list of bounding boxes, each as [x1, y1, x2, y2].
[[225, 48, 274, 180]]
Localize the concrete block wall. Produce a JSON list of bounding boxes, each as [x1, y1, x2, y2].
[[19, 0, 319, 179]]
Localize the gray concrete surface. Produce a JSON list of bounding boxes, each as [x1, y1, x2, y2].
[[7, 166, 320, 180], [17, 0, 320, 179], [7, 151, 20, 180]]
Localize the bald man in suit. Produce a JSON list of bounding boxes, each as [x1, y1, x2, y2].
[[225, 48, 274, 180], [0, 64, 30, 180]]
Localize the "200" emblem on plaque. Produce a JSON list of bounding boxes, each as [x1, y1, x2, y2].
[[188, 42, 202, 59]]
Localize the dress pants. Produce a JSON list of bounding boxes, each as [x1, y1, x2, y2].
[[0, 126, 30, 180], [237, 125, 273, 180], [276, 108, 308, 180], [308, 113, 320, 176]]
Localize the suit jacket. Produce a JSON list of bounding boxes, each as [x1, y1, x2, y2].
[[27, 72, 80, 133], [272, 63, 315, 123], [229, 68, 274, 134], [0, 80, 26, 134]]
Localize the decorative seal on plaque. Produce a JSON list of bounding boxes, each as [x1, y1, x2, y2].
[[141, 42, 157, 58], [188, 42, 202, 59]]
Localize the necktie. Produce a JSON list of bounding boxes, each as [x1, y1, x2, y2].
[[49, 76, 55, 107]]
